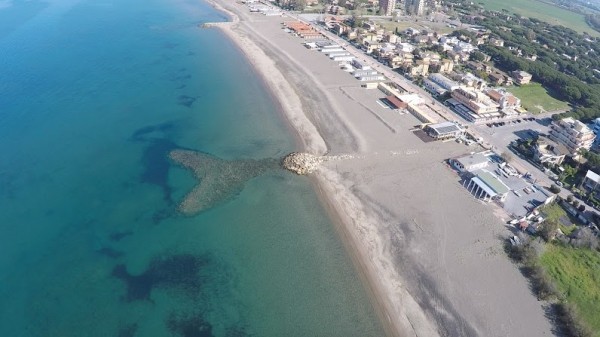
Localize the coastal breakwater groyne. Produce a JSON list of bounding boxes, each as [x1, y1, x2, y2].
[[170, 149, 358, 214], [281, 152, 356, 175]]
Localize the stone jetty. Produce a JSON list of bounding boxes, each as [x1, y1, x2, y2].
[[281, 152, 324, 175]]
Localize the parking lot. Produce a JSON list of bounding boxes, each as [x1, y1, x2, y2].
[[473, 117, 551, 147]]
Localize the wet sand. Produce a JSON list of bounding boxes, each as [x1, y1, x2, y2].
[[204, 2, 555, 336]]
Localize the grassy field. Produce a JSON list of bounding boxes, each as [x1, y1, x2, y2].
[[476, 0, 600, 37], [541, 203, 567, 222], [540, 203, 576, 235], [507, 82, 570, 114], [540, 245, 600, 336]]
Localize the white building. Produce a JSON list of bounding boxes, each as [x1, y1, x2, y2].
[[352, 59, 372, 70], [486, 89, 521, 113], [379, 0, 395, 16], [451, 153, 489, 172], [451, 88, 499, 114], [533, 135, 568, 165], [439, 36, 459, 45], [427, 73, 460, 92], [591, 117, 600, 134], [453, 41, 476, 54], [548, 117, 595, 155], [464, 169, 510, 202], [425, 121, 464, 140], [582, 170, 600, 192], [405, 0, 425, 15]]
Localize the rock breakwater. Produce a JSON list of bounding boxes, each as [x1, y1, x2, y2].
[[281, 152, 324, 175]]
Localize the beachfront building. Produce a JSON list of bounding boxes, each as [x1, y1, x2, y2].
[[532, 135, 568, 165], [423, 79, 447, 96], [357, 74, 385, 81], [378, 82, 404, 97], [424, 121, 464, 140], [423, 73, 460, 96], [385, 95, 408, 110], [352, 59, 371, 71], [353, 69, 378, 78], [284, 21, 322, 39], [450, 153, 489, 172], [464, 170, 510, 202], [379, 0, 395, 16], [449, 87, 501, 123], [548, 117, 595, 155]]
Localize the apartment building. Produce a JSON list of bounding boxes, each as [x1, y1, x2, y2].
[[548, 117, 596, 155]]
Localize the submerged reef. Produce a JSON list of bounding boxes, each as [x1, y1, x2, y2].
[[111, 254, 208, 302], [166, 312, 213, 337], [117, 323, 138, 337], [169, 150, 279, 215]]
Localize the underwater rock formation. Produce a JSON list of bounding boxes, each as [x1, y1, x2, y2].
[[169, 150, 279, 215]]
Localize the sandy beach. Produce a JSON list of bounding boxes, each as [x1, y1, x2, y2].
[[205, 2, 556, 336]]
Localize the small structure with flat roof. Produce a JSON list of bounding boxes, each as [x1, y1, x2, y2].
[[450, 152, 489, 172], [465, 169, 510, 202], [425, 121, 464, 140]]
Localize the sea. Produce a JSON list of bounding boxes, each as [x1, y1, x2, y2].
[[0, 0, 385, 336]]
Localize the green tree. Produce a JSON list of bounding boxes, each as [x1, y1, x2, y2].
[[539, 220, 559, 241], [561, 165, 577, 181], [470, 51, 486, 62], [525, 28, 536, 41]]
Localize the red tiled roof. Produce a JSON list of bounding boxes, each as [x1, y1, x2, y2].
[[386, 95, 408, 109], [487, 89, 502, 101]]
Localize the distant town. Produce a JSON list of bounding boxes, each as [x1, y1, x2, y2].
[[240, 0, 600, 335]]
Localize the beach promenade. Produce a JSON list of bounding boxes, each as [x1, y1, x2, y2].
[[207, 2, 556, 336]]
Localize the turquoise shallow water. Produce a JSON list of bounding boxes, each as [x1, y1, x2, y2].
[[0, 0, 385, 336]]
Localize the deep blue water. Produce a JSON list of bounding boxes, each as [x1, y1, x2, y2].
[[0, 0, 385, 336]]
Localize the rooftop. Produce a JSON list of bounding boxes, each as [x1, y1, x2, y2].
[[428, 121, 463, 135], [586, 170, 600, 184], [456, 153, 489, 168], [475, 169, 510, 195]]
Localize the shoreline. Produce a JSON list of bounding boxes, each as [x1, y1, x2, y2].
[[202, 0, 328, 156], [200, 1, 556, 336], [202, 1, 403, 335]]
